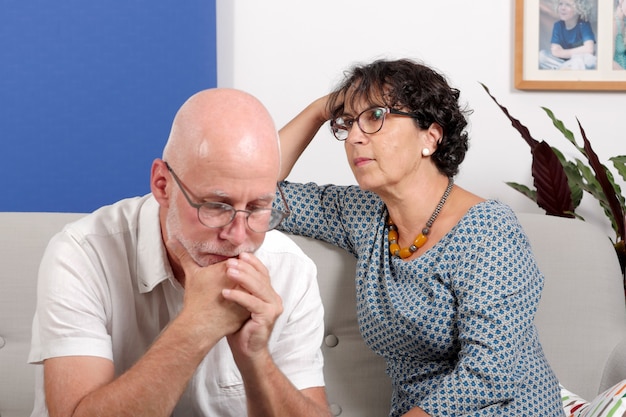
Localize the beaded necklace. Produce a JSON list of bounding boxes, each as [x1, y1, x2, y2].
[[387, 177, 454, 259]]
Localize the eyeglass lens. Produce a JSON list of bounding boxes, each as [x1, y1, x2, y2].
[[197, 203, 283, 233], [166, 161, 288, 233], [331, 107, 387, 140]]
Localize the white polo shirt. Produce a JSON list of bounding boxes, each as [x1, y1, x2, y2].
[[28, 195, 325, 417]]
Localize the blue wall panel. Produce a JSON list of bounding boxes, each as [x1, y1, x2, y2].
[[1, 1, 217, 212]]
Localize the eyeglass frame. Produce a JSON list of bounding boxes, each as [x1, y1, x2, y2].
[[164, 161, 291, 233], [329, 106, 418, 141]]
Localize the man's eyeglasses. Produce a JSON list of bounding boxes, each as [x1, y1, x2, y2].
[[330, 106, 417, 141], [164, 162, 290, 233]]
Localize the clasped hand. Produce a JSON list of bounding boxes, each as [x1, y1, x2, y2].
[[170, 241, 283, 361]]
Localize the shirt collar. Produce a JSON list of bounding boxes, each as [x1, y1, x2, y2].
[[136, 196, 176, 294]]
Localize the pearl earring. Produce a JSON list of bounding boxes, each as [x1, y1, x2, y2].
[[422, 148, 431, 157]]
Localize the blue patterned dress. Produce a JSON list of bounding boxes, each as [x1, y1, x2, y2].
[[276, 182, 564, 417]]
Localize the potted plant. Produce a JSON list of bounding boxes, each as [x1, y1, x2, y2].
[[480, 84, 626, 286]]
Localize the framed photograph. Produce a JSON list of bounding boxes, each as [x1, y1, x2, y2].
[[515, 0, 626, 90]]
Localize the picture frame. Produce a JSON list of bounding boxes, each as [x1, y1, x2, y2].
[[515, 0, 626, 90]]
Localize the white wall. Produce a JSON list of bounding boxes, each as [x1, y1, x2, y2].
[[216, 0, 624, 237]]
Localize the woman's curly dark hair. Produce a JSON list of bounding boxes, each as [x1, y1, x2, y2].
[[326, 58, 472, 177]]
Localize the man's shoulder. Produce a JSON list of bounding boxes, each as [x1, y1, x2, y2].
[[68, 195, 155, 235], [50, 195, 158, 255]]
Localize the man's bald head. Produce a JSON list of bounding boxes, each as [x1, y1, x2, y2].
[[163, 88, 280, 178], [153, 88, 284, 268]]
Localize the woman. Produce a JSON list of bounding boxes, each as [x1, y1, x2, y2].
[[275, 59, 564, 416]]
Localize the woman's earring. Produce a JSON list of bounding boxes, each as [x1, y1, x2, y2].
[[422, 148, 431, 157]]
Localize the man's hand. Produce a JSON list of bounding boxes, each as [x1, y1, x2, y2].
[[219, 252, 331, 417], [167, 240, 251, 342], [222, 251, 283, 364]]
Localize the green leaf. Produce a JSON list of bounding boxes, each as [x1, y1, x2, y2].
[[505, 182, 537, 202], [605, 169, 626, 208], [566, 211, 586, 221], [542, 107, 577, 145], [610, 156, 626, 183]]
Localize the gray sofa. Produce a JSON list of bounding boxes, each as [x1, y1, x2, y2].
[[1, 211, 626, 417]]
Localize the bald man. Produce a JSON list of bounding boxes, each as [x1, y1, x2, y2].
[[28, 89, 330, 417]]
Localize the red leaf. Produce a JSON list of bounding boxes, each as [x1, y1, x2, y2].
[[578, 120, 625, 240], [481, 83, 540, 149], [531, 141, 575, 217], [481, 83, 574, 218]]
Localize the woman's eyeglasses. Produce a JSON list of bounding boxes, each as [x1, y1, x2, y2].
[[330, 107, 417, 141]]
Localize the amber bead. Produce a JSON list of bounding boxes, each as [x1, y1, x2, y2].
[[414, 233, 428, 248]]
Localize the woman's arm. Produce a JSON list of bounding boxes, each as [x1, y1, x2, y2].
[[278, 96, 330, 181]]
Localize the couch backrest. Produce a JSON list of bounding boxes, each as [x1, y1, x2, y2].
[[0, 212, 85, 417], [517, 213, 626, 401], [1, 212, 625, 416], [287, 235, 392, 416]]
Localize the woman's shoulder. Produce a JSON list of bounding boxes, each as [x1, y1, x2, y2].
[[459, 199, 518, 228], [440, 200, 525, 252], [467, 199, 514, 214]]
